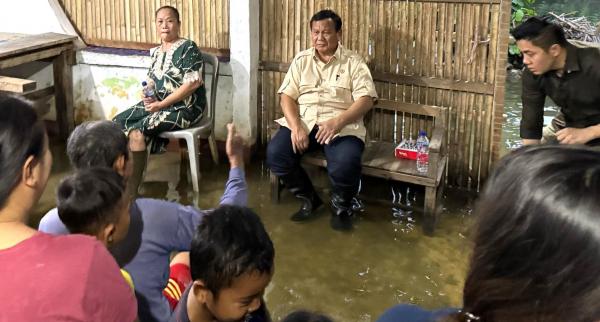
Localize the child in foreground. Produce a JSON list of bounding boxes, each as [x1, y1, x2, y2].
[[170, 205, 275, 322]]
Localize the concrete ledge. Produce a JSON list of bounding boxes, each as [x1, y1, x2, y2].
[[77, 47, 233, 75]]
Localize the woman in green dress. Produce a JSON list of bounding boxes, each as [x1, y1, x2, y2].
[[113, 5, 206, 193]]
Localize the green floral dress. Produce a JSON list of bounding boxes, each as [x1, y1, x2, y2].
[[113, 39, 207, 153]]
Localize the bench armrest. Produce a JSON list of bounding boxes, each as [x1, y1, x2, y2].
[[429, 127, 445, 153]]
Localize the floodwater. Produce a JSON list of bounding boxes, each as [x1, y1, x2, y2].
[[501, 70, 559, 153], [29, 75, 539, 322]]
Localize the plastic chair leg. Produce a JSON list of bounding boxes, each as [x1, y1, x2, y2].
[[185, 134, 201, 193], [208, 133, 219, 165]]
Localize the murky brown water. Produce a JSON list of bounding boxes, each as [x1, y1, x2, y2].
[[501, 70, 560, 154], [28, 72, 557, 321], [31, 139, 474, 322]]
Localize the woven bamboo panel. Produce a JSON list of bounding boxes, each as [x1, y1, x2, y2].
[[258, 0, 510, 190], [59, 0, 229, 50]]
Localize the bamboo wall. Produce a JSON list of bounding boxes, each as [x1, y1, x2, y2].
[[58, 0, 229, 51], [258, 0, 511, 190]]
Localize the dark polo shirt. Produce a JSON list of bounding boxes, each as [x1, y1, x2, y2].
[[520, 40, 600, 144]]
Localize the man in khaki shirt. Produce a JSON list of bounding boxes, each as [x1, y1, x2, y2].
[[266, 9, 378, 231]]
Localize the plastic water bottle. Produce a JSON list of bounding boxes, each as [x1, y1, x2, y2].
[[416, 130, 429, 174], [141, 81, 155, 99]]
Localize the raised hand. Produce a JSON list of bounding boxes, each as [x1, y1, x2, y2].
[[226, 123, 245, 169]]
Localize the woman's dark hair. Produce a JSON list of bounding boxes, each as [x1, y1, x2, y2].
[[0, 94, 46, 209], [310, 9, 342, 32], [443, 145, 600, 322], [282, 310, 334, 322], [155, 5, 180, 22], [190, 205, 274, 296], [510, 16, 567, 50], [57, 167, 125, 235], [67, 121, 128, 170]]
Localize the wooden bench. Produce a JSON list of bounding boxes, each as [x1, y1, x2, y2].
[[270, 99, 448, 235]]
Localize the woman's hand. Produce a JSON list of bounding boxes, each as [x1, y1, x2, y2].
[[142, 96, 156, 105], [144, 100, 164, 113]]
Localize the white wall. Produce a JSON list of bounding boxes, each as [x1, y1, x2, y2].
[[0, 1, 73, 35], [230, 0, 260, 145]]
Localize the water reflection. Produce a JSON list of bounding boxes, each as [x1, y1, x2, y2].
[[502, 70, 560, 154]]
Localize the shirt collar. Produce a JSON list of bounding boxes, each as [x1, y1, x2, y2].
[[564, 42, 580, 74]]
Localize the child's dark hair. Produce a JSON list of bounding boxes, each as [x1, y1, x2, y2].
[[190, 205, 274, 295], [57, 167, 126, 235], [67, 120, 129, 170], [310, 9, 342, 32], [510, 16, 567, 50], [282, 310, 334, 322], [0, 94, 45, 209]]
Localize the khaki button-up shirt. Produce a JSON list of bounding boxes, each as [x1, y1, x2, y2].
[[276, 44, 378, 142]]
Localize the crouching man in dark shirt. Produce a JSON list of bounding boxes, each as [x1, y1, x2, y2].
[[512, 16, 600, 146]]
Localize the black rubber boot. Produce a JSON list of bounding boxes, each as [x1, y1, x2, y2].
[[329, 190, 354, 231], [290, 194, 323, 222], [280, 168, 323, 221]]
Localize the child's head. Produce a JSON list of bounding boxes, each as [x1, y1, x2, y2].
[[0, 94, 49, 212], [282, 310, 334, 322], [57, 167, 130, 247], [460, 145, 600, 321], [66, 120, 131, 177], [190, 205, 275, 322]]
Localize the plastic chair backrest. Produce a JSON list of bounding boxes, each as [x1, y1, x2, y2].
[[201, 52, 219, 129]]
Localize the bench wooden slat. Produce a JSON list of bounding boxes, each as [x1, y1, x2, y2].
[[302, 142, 440, 187], [0, 76, 36, 92], [376, 99, 445, 118]]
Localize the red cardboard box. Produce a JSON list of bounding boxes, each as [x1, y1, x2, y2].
[[395, 143, 417, 160]]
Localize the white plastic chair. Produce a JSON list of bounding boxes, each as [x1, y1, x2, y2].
[[158, 52, 220, 193]]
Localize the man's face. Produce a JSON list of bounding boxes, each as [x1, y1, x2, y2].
[[204, 271, 272, 322], [311, 18, 340, 57], [517, 39, 558, 75]]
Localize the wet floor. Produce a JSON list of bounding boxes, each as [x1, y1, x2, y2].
[[31, 139, 473, 322], [29, 73, 543, 322]]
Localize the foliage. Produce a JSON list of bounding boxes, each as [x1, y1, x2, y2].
[[509, 0, 537, 55]]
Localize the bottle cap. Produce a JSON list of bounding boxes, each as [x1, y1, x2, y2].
[[419, 130, 426, 136], [141, 81, 147, 86]]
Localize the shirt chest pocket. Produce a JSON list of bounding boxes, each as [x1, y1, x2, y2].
[[299, 80, 320, 96], [330, 76, 353, 103]]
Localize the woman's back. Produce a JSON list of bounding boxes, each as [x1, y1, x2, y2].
[[0, 232, 137, 321]]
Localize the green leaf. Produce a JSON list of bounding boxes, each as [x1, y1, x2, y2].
[[509, 45, 521, 55], [514, 10, 525, 22]]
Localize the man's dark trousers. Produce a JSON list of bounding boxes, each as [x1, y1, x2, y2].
[[266, 126, 364, 199]]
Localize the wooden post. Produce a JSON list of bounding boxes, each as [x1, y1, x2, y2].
[[53, 49, 74, 140], [423, 185, 437, 236]]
